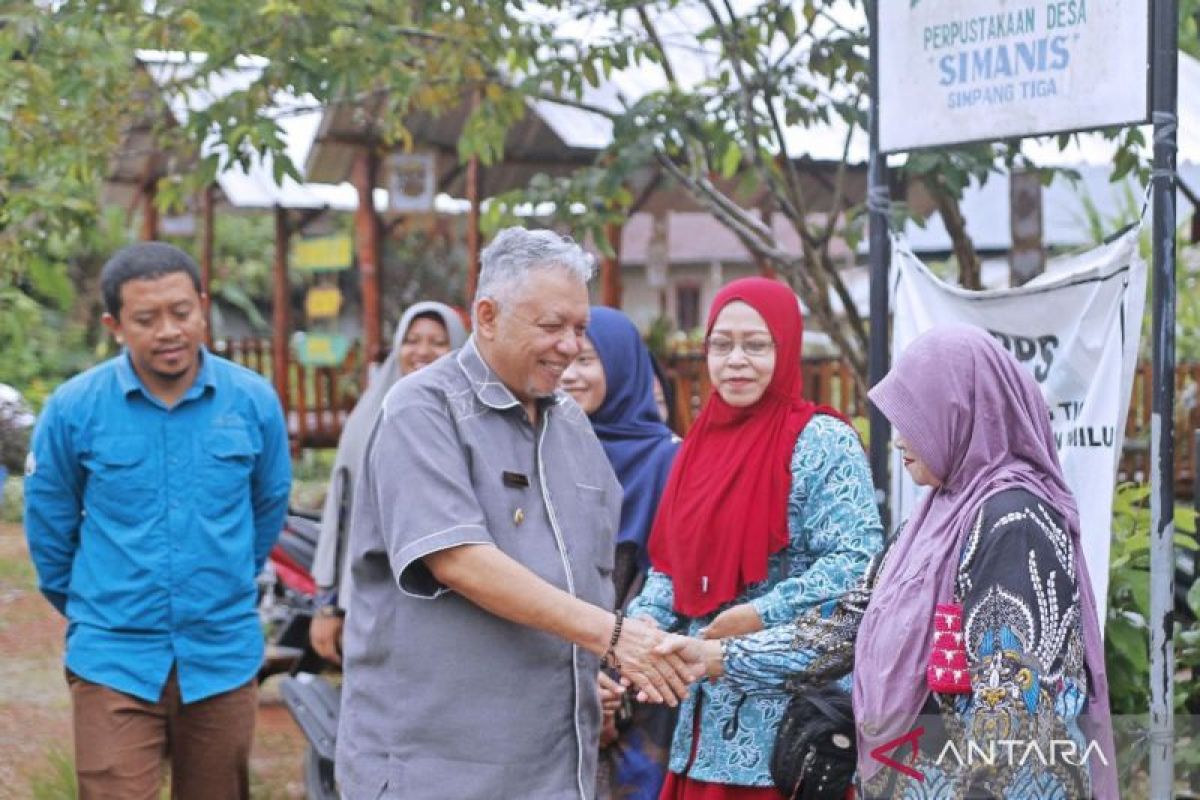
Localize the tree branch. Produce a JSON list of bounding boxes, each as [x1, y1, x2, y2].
[[929, 180, 982, 289]]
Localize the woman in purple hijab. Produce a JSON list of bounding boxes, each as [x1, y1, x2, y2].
[[854, 324, 1117, 799]]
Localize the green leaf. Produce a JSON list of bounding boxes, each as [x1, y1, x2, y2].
[[780, 7, 799, 42], [1128, 568, 1151, 618], [1175, 505, 1197, 536], [581, 58, 599, 87], [719, 141, 742, 179], [1106, 614, 1149, 672]]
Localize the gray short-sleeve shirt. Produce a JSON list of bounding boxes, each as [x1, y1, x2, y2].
[[337, 338, 622, 800]]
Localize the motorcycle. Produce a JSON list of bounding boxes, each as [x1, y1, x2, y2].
[[257, 508, 342, 800]]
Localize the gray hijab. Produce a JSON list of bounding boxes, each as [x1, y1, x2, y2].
[[312, 302, 468, 593], [855, 325, 1116, 797]]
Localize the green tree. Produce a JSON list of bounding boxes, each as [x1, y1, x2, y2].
[[1, 1, 1180, 385]]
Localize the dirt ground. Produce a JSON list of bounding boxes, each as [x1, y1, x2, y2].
[[0, 520, 310, 799]]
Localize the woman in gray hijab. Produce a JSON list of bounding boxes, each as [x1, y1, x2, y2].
[[309, 301, 468, 662]]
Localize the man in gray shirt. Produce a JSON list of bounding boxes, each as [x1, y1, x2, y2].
[[337, 228, 699, 799]]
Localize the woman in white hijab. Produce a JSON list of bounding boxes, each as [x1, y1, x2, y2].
[[309, 301, 468, 662]]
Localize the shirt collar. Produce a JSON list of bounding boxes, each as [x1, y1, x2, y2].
[[455, 336, 561, 413], [116, 346, 216, 401]]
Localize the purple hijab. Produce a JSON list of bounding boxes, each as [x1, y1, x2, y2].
[[855, 324, 1116, 797]]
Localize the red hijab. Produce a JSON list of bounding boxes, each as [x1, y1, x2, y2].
[[648, 278, 845, 617]]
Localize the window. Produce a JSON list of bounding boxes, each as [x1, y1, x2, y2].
[[675, 284, 701, 332]]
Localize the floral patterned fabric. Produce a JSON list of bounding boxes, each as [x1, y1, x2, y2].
[[627, 415, 882, 787], [861, 488, 1093, 800]]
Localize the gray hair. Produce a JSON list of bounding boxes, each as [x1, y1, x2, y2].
[[474, 227, 595, 316]]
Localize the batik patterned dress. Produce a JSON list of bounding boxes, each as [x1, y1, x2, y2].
[[861, 487, 1093, 800], [628, 415, 882, 788]]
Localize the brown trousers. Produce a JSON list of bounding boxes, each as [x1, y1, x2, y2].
[[67, 669, 257, 800]]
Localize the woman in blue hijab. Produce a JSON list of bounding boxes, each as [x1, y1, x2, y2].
[[561, 306, 680, 800]]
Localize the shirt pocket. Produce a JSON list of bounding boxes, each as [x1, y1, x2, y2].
[[200, 427, 260, 514], [86, 434, 157, 525], [575, 482, 615, 577]]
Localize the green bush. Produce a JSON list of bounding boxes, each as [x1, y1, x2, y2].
[[1106, 481, 1199, 714]]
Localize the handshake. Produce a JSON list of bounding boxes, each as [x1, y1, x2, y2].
[[598, 603, 763, 708]]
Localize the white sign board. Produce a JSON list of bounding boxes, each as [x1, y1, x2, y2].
[[890, 229, 1148, 623], [879, 1, 1150, 152]]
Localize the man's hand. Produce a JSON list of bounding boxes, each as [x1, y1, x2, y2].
[[701, 603, 763, 640], [309, 614, 344, 665], [612, 617, 704, 706]]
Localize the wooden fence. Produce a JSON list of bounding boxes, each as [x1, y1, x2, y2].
[[664, 354, 1198, 498], [212, 338, 364, 449], [663, 353, 865, 432], [212, 338, 1200, 497]]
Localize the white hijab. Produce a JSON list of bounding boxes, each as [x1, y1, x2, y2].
[[311, 302, 468, 595]]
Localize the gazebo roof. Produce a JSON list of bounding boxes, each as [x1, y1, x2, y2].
[[104, 51, 390, 213], [304, 92, 608, 198]]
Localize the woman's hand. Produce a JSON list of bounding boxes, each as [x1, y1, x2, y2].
[[598, 671, 625, 713], [701, 603, 763, 640], [653, 635, 725, 680], [597, 671, 623, 748]]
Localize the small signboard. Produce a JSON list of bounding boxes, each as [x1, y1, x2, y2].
[[293, 235, 352, 272], [305, 286, 343, 320], [295, 332, 351, 367], [388, 152, 436, 213], [879, 1, 1150, 152]]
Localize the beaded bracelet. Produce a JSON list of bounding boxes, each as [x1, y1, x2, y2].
[[601, 610, 625, 669]]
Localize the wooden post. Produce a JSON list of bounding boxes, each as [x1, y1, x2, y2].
[[199, 185, 215, 347], [600, 222, 623, 307], [140, 179, 160, 241], [353, 149, 382, 367], [464, 88, 483, 309], [755, 205, 777, 278], [271, 206, 292, 427], [465, 154, 482, 308], [1008, 169, 1045, 286]]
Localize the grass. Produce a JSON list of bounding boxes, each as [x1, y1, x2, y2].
[[27, 748, 76, 800], [24, 749, 300, 800], [0, 476, 22, 523]]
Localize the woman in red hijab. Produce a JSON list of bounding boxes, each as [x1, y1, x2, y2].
[[627, 278, 882, 799]]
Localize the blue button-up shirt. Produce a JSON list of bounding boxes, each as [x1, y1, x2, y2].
[[24, 349, 291, 703]]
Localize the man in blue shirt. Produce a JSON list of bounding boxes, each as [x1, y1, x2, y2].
[[24, 242, 292, 800]]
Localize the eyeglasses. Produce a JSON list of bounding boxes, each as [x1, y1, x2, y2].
[[705, 335, 775, 358]]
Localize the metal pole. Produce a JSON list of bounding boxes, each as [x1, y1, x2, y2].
[[1149, 1, 1178, 796], [866, 0, 891, 523]]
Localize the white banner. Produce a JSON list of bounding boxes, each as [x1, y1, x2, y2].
[[890, 229, 1148, 622], [879, 0, 1150, 152]]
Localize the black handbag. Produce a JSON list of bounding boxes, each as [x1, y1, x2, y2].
[[769, 682, 857, 800]]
